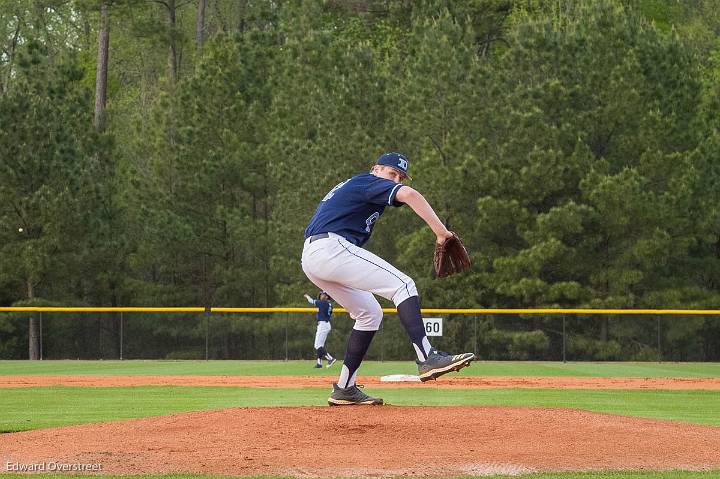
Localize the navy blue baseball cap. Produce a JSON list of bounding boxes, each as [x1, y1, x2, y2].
[[376, 152, 411, 180]]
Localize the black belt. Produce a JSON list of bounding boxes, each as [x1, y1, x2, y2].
[[309, 232, 330, 243]]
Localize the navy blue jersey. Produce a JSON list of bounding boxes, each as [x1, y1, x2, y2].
[[313, 300, 333, 322], [304, 173, 405, 246]]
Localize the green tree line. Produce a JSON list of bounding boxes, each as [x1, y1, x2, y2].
[[2, 0, 720, 361]]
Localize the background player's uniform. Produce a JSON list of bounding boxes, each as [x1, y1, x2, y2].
[[305, 295, 336, 368]]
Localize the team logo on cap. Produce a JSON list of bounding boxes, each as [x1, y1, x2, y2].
[[398, 158, 408, 170]]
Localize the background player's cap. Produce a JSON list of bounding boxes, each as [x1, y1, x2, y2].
[[376, 152, 411, 180]]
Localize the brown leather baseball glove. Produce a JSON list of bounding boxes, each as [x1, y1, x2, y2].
[[433, 232, 471, 278]]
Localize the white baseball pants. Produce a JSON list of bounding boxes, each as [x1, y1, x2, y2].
[[301, 232, 418, 331], [314, 321, 331, 349]]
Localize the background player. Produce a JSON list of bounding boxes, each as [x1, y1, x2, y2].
[[301, 152, 475, 406], [304, 291, 337, 368]]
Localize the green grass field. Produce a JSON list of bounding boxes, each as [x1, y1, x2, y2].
[[2, 360, 719, 479], [1, 386, 719, 432], [2, 359, 720, 377]]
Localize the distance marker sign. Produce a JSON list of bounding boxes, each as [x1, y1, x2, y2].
[[423, 317, 443, 336]]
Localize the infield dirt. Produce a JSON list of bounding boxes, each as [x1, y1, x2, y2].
[[2, 375, 720, 476], [2, 405, 720, 476]]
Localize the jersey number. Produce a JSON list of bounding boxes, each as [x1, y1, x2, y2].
[[365, 212, 380, 232], [322, 180, 349, 202]]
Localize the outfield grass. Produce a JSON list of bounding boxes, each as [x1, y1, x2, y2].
[[1, 359, 719, 377], [1, 385, 719, 432]]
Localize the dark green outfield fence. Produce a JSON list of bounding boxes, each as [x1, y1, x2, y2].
[[1, 307, 720, 362]]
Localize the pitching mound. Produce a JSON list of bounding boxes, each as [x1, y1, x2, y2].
[[2, 406, 720, 477]]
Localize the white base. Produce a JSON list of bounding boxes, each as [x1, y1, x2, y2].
[[380, 374, 421, 382]]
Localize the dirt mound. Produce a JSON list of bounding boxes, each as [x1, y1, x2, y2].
[[2, 406, 720, 476]]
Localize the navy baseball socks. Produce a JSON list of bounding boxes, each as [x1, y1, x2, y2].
[[336, 329, 375, 388], [321, 347, 336, 368], [315, 347, 335, 368], [397, 296, 432, 361], [397, 295, 475, 382], [328, 329, 383, 406], [315, 347, 334, 368]]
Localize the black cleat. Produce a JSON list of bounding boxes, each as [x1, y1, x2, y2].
[[327, 383, 383, 406], [417, 349, 475, 382]]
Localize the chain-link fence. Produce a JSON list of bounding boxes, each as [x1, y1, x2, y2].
[[2, 308, 720, 361]]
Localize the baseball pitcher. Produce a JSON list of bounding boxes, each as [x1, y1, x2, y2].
[[301, 152, 474, 406]]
